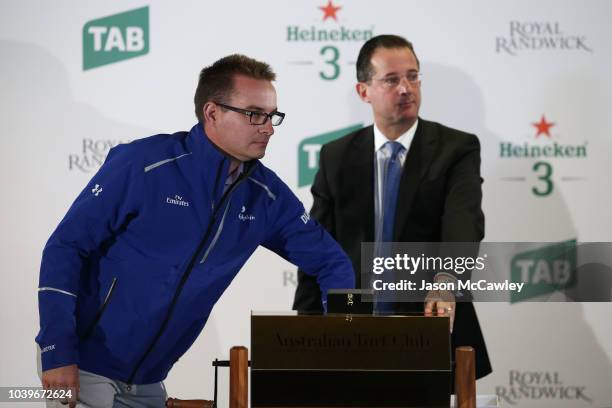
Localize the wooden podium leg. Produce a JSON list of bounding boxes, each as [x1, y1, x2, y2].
[[166, 398, 213, 408], [455, 346, 476, 408], [229, 346, 248, 408]]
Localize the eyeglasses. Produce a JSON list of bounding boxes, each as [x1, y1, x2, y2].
[[215, 102, 285, 126], [372, 71, 422, 89]]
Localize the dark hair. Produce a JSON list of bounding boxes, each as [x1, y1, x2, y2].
[[194, 54, 276, 122], [356, 34, 420, 83]]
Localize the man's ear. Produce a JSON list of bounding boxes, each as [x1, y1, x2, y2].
[[203, 102, 217, 124], [356, 82, 370, 103]]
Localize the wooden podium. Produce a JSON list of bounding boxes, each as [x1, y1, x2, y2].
[[250, 314, 469, 408], [167, 314, 477, 408]]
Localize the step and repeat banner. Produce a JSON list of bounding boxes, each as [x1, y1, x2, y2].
[[1, 1, 611, 407]]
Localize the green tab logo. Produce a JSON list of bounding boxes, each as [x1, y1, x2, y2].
[[83, 7, 149, 70], [510, 240, 577, 303], [298, 123, 363, 187]]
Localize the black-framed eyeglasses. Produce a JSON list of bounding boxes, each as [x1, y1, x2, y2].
[[215, 102, 285, 126]]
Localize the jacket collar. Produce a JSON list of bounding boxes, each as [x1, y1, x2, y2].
[[187, 123, 231, 180], [186, 123, 259, 202]]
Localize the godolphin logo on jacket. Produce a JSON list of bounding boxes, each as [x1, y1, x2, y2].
[[239, 206, 255, 221], [83, 6, 149, 70]]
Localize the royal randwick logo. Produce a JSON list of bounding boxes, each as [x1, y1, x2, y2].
[[509, 240, 577, 303], [69, 138, 129, 173], [285, 1, 374, 81], [83, 7, 149, 70], [496, 369, 591, 405], [298, 123, 362, 187], [499, 115, 588, 197], [496, 21, 592, 55]]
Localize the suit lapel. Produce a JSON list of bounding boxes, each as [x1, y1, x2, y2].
[[338, 126, 375, 241], [394, 119, 439, 240]]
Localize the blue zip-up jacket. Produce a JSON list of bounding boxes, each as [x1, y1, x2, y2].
[[36, 123, 355, 384]]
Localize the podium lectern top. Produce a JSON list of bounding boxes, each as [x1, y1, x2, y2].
[[251, 314, 452, 407]]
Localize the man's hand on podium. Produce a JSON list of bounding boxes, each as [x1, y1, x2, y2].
[[424, 289, 456, 333]]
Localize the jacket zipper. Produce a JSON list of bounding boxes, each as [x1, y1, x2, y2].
[[81, 277, 118, 340], [200, 200, 231, 264], [126, 161, 255, 386]]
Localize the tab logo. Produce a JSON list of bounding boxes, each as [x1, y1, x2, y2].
[[298, 123, 363, 187], [510, 240, 577, 303], [83, 6, 149, 70]]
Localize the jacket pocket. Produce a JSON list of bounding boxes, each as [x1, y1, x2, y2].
[[81, 277, 118, 340]]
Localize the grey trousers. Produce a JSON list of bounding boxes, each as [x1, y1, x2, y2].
[[37, 347, 167, 407], [45, 370, 167, 408]]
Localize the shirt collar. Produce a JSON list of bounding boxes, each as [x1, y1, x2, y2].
[[225, 162, 244, 187], [373, 118, 419, 153]]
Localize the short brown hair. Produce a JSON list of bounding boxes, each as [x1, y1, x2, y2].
[[194, 54, 276, 122], [356, 35, 420, 83]]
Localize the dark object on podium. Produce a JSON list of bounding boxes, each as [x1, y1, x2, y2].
[[327, 289, 373, 314], [251, 314, 451, 407]]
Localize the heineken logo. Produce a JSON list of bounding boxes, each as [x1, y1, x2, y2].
[[532, 115, 554, 138], [286, 1, 372, 43], [285, 2, 374, 81], [500, 142, 587, 159], [83, 7, 149, 70], [298, 124, 362, 187], [500, 115, 588, 159], [319, 0, 342, 22], [510, 240, 577, 303], [286, 26, 373, 43], [499, 115, 588, 196]]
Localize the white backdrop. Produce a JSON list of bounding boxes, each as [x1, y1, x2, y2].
[[1, 1, 611, 407]]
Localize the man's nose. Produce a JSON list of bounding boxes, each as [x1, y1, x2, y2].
[[397, 77, 415, 94], [259, 118, 274, 136]]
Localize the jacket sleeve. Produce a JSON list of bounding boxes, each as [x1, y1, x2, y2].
[[292, 144, 337, 312], [261, 175, 355, 309], [435, 133, 484, 287], [440, 133, 484, 243], [36, 144, 143, 371]]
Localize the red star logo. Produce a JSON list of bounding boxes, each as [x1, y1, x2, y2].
[[319, 0, 341, 22], [532, 115, 555, 138]]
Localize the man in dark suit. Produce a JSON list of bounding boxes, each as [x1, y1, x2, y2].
[[293, 34, 492, 379]]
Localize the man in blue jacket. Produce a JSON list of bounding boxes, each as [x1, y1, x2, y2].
[[37, 54, 355, 407]]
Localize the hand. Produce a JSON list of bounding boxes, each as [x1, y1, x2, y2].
[[424, 289, 456, 333], [41, 364, 79, 407]]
